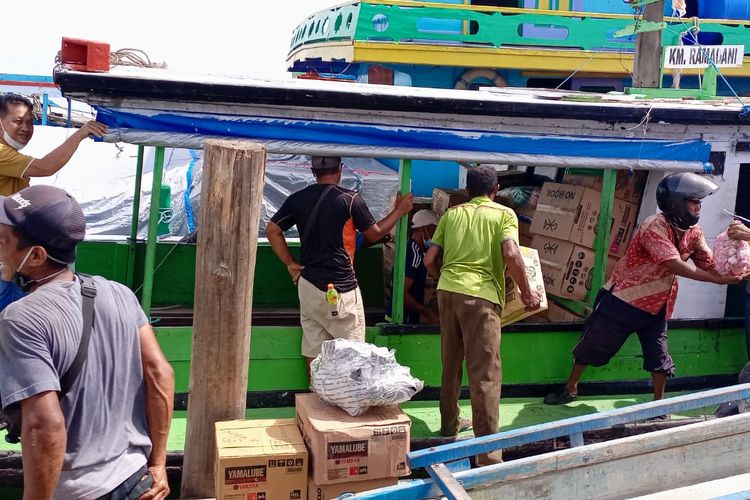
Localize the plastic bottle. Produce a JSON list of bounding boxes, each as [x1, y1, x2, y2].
[[326, 284, 339, 305]]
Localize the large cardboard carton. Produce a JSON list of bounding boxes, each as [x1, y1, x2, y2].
[[295, 394, 411, 485], [496, 170, 531, 189], [502, 246, 548, 325], [529, 183, 586, 241], [215, 419, 308, 500], [570, 190, 638, 258], [420, 277, 439, 323], [608, 199, 638, 257], [432, 188, 471, 217], [563, 169, 648, 205], [307, 477, 398, 500], [540, 299, 584, 323], [531, 235, 596, 300]]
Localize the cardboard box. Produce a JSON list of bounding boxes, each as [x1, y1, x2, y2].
[[531, 235, 596, 300], [296, 394, 411, 485], [529, 183, 586, 241], [541, 299, 584, 323], [215, 419, 308, 500], [516, 206, 535, 247], [308, 477, 397, 500], [419, 277, 439, 324], [606, 256, 619, 281], [570, 191, 638, 258], [432, 188, 471, 217], [563, 169, 648, 205], [502, 246, 548, 325], [496, 170, 531, 189]]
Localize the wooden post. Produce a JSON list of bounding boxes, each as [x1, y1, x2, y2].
[[181, 140, 267, 499], [633, 0, 665, 88]]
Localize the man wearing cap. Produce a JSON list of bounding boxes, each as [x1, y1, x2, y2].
[[266, 155, 413, 373], [390, 209, 440, 324], [0, 185, 174, 499]]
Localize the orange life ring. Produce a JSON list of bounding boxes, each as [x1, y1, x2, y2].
[[454, 69, 507, 90]]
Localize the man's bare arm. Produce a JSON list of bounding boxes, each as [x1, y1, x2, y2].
[[20, 391, 67, 500], [24, 121, 108, 177], [139, 324, 175, 500]]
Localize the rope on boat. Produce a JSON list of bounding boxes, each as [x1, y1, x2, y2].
[[54, 47, 167, 70]]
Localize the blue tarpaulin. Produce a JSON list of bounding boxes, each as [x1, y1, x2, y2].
[[96, 107, 712, 169]]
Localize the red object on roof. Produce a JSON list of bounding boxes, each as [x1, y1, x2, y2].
[[60, 38, 110, 73]]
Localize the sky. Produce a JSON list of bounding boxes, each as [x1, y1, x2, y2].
[[2, 0, 339, 80]]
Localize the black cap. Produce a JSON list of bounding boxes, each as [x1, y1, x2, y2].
[[0, 185, 85, 264], [311, 156, 342, 170]]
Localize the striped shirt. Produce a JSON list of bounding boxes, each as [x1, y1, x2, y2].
[[606, 214, 714, 318]]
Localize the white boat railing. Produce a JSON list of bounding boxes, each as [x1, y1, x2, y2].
[[346, 383, 750, 500]]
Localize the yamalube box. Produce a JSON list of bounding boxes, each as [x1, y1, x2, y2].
[[215, 418, 307, 500], [295, 393, 411, 485], [307, 477, 398, 500]]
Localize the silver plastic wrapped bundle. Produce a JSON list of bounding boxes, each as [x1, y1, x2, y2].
[[310, 339, 424, 417]]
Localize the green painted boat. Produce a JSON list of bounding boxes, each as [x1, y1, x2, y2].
[[4, 59, 750, 495]]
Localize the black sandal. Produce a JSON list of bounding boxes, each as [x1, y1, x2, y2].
[[543, 387, 578, 405]]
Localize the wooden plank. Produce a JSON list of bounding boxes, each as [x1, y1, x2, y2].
[[427, 463, 471, 500], [358, 413, 750, 499], [408, 384, 750, 468], [633, 0, 665, 88], [469, 414, 750, 499], [180, 140, 267, 498]]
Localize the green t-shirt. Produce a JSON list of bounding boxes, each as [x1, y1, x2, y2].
[[432, 196, 519, 307]]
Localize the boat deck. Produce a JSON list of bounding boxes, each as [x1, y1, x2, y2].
[[0, 392, 716, 454]]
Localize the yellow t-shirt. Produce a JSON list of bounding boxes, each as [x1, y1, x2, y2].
[[0, 143, 32, 196], [432, 196, 519, 307]]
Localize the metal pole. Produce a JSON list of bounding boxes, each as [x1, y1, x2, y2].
[[41, 94, 48, 126], [141, 146, 165, 317], [126, 145, 145, 290], [588, 168, 616, 304], [66, 97, 72, 128], [390, 159, 411, 324]]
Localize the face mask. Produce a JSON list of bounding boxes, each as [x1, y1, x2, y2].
[[9, 248, 34, 291], [0, 120, 27, 151], [422, 228, 432, 249], [8, 247, 67, 292]]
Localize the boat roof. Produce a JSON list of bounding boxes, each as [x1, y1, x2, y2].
[[54, 67, 750, 171], [56, 66, 750, 125]]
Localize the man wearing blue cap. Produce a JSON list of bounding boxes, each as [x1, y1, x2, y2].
[[0, 185, 174, 500]]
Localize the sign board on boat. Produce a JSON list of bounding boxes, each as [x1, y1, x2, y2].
[[664, 45, 744, 69]]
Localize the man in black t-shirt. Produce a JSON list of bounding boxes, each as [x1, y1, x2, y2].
[[266, 156, 413, 372]]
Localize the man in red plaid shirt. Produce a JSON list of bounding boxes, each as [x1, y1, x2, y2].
[[545, 173, 743, 406]]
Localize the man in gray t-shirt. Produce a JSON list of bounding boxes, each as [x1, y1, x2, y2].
[[0, 185, 174, 499]]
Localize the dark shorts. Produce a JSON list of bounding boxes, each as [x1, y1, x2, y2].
[[573, 288, 675, 377]]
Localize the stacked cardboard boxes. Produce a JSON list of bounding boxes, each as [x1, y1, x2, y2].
[[296, 394, 406, 495], [215, 419, 308, 500], [529, 177, 644, 301]]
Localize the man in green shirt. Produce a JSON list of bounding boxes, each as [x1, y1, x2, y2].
[[425, 166, 541, 467]]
